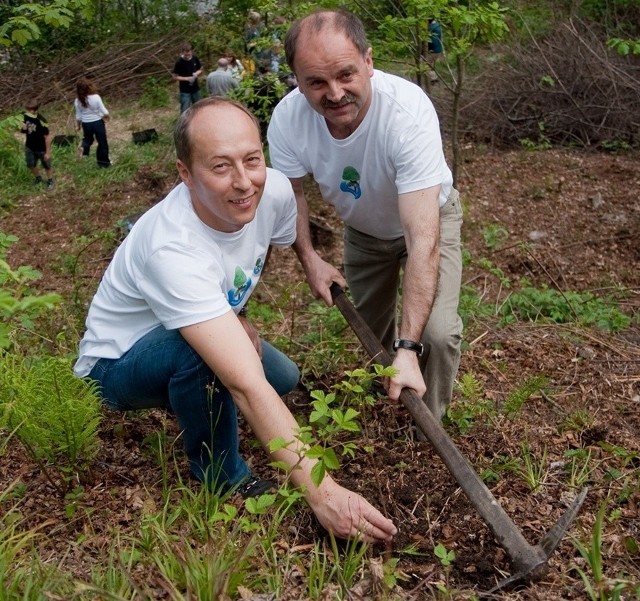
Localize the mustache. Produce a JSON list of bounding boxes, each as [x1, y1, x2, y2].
[[321, 93, 356, 108]]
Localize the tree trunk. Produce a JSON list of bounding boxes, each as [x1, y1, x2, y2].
[[451, 54, 464, 187]]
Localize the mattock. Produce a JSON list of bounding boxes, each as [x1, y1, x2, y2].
[[330, 284, 588, 592]]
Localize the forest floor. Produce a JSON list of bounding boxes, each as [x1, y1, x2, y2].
[[1, 103, 639, 599]]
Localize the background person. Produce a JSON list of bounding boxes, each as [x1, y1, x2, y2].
[[74, 77, 111, 168], [21, 99, 54, 189], [226, 53, 245, 81], [267, 9, 463, 425], [206, 58, 239, 97], [172, 42, 203, 113], [427, 18, 444, 83], [74, 97, 397, 543]]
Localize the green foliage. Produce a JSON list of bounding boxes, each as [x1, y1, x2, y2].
[[447, 372, 497, 433], [0, 353, 102, 490], [229, 73, 287, 133], [517, 443, 548, 492], [519, 121, 552, 150], [0, 233, 62, 350], [607, 37, 640, 55], [482, 222, 509, 249], [296, 300, 359, 379], [434, 542, 456, 567], [502, 374, 549, 418], [139, 76, 171, 109], [0, 115, 26, 209], [571, 499, 639, 601], [271, 365, 395, 488], [457, 284, 495, 327], [0, 0, 90, 47], [499, 283, 632, 332]]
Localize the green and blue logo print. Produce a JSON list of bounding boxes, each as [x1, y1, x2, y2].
[[340, 166, 362, 199], [227, 257, 265, 305], [227, 266, 253, 306]]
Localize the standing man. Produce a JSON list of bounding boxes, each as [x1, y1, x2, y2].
[[74, 97, 396, 544], [206, 58, 239, 97], [172, 42, 203, 113], [267, 9, 463, 423]]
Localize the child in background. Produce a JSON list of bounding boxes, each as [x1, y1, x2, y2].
[[21, 100, 54, 189]]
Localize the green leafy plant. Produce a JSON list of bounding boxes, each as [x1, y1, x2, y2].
[[502, 374, 549, 418], [517, 443, 548, 493], [571, 499, 638, 601], [139, 76, 171, 108], [0, 233, 62, 349], [500, 284, 632, 332], [564, 449, 597, 489], [482, 223, 509, 249], [0, 353, 102, 492], [434, 542, 456, 567], [519, 121, 552, 150], [447, 372, 496, 433], [271, 366, 395, 487]]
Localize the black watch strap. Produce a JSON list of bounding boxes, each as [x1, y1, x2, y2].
[[393, 338, 424, 357]]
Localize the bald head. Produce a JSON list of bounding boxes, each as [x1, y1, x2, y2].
[[174, 97, 260, 169], [217, 57, 229, 69], [284, 9, 370, 74]]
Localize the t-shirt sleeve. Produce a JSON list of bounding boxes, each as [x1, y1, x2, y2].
[[96, 95, 109, 117], [267, 102, 309, 179], [394, 96, 448, 195], [267, 170, 298, 247], [40, 115, 49, 135], [138, 243, 230, 330]]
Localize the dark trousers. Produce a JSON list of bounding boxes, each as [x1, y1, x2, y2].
[[81, 119, 110, 167]]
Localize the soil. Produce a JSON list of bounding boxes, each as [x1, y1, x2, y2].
[[1, 105, 639, 600]]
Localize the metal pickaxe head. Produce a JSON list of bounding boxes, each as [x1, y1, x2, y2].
[[328, 283, 588, 591]]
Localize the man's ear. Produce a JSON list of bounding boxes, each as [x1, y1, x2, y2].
[[176, 159, 192, 188], [365, 47, 374, 77]]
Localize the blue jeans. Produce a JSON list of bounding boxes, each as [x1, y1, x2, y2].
[[179, 90, 201, 113], [88, 325, 300, 491]]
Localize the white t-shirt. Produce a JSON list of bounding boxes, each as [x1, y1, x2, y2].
[[74, 94, 109, 123], [268, 70, 453, 240], [74, 168, 297, 377]]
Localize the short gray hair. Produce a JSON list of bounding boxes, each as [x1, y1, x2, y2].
[[285, 9, 369, 74]]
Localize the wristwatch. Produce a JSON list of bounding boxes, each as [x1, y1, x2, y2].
[[393, 338, 424, 357]]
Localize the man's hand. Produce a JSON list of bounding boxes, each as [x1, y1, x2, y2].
[[238, 314, 262, 358], [309, 478, 397, 543], [386, 349, 426, 401], [304, 252, 346, 306]]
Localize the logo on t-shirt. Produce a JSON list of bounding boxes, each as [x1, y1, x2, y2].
[[339, 166, 362, 199], [227, 266, 253, 306]]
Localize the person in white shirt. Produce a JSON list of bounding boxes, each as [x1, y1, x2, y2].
[[74, 77, 111, 167], [268, 9, 463, 424], [75, 97, 397, 543]]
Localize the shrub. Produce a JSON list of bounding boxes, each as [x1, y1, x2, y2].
[[0, 353, 102, 491]]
